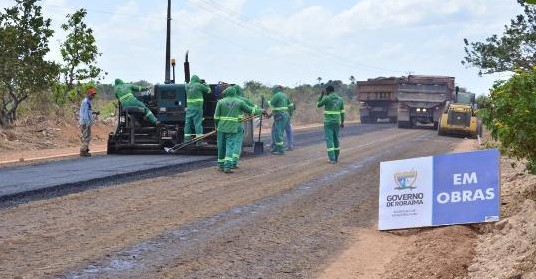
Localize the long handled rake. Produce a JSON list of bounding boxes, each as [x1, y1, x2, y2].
[[164, 114, 258, 153]]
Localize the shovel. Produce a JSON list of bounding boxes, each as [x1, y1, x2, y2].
[[253, 96, 265, 155]]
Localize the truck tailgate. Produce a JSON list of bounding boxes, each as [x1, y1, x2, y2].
[[397, 83, 449, 103]]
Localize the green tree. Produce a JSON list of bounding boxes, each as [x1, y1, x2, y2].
[[0, 0, 59, 128], [475, 94, 491, 110], [462, 0, 536, 75], [324, 80, 344, 91], [96, 83, 115, 100], [479, 70, 536, 173], [59, 8, 105, 104], [132, 80, 152, 88], [244, 80, 264, 93]]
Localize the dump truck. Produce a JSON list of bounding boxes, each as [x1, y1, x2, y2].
[[356, 77, 403, 123], [106, 0, 254, 154], [396, 75, 455, 129], [437, 90, 482, 138]]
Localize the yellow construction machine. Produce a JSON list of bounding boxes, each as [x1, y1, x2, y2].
[[437, 90, 482, 138]]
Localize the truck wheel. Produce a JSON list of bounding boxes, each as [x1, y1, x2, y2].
[[106, 134, 115, 154], [470, 122, 482, 139], [397, 121, 409, 128], [107, 142, 115, 154], [409, 117, 417, 128], [438, 124, 445, 136]]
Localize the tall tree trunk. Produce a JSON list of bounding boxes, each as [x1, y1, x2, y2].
[[9, 102, 18, 123], [0, 98, 8, 128], [0, 109, 11, 129], [1, 89, 26, 128]]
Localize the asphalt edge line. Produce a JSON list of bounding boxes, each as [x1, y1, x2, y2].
[[0, 150, 107, 165], [0, 157, 215, 208]]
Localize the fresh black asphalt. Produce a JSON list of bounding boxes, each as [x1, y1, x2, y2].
[[0, 155, 212, 202], [0, 123, 393, 205]]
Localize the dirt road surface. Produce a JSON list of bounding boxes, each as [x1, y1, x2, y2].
[[0, 125, 478, 278]]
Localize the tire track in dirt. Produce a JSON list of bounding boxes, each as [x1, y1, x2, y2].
[[149, 130, 457, 279], [58, 130, 458, 278]]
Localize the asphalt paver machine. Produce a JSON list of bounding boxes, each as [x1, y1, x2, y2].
[[107, 0, 253, 154]]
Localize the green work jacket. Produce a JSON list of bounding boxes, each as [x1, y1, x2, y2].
[[317, 93, 345, 124], [215, 97, 260, 133]]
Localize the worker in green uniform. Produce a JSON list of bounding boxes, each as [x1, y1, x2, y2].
[[269, 98, 294, 151], [285, 98, 295, 150], [214, 86, 262, 173], [317, 85, 345, 163], [267, 86, 291, 155], [114, 79, 160, 125], [184, 75, 212, 145], [231, 84, 257, 168]]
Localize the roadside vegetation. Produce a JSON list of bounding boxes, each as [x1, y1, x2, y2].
[[464, 0, 536, 173]]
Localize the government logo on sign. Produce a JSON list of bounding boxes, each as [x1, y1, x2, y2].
[[394, 170, 418, 190]]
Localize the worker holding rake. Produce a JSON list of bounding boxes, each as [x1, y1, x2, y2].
[[231, 84, 258, 169], [214, 86, 263, 173]]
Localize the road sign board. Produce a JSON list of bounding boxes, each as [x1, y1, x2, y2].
[[378, 149, 500, 230]]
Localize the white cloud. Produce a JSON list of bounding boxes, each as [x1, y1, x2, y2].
[[241, 0, 524, 92], [1, 0, 526, 94]]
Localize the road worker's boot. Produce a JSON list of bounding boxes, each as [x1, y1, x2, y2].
[[80, 151, 91, 157], [80, 145, 91, 157]]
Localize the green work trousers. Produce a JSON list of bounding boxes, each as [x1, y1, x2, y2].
[[231, 124, 245, 167], [272, 112, 290, 153], [217, 131, 241, 171], [184, 107, 203, 143], [324, 122, 340, 162], [122, 97, 158, 125]]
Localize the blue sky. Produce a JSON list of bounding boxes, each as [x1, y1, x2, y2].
[[1, 0, 525, 95]]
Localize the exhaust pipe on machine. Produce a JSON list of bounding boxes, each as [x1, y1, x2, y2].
[[184, 50, 190, 83], [164, 0, 172, 84]]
